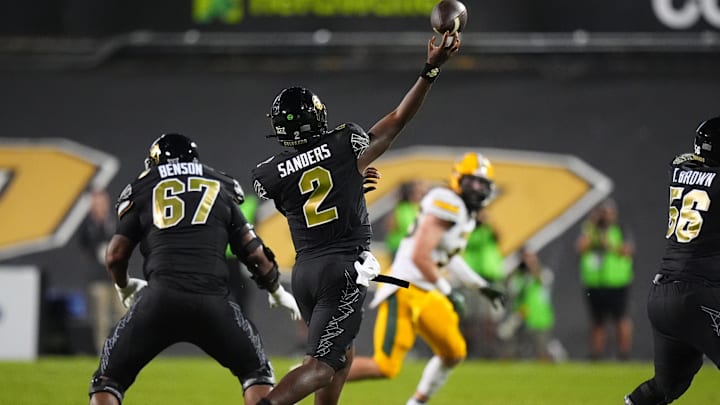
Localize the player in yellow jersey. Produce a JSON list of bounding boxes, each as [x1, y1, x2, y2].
[[347, 152, 505, 405]]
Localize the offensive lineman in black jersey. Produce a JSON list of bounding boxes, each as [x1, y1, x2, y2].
[[251, 32, 460, 405], [88, 133, 301, 405], [625, 116, 720, 405]]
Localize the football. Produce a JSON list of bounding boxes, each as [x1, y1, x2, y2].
[[430, 0, 468, 35]]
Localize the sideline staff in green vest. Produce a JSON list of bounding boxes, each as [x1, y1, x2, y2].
[[384, 180, 427, 257], [576, 198, 634, 360], [500, 247, 556, 361]]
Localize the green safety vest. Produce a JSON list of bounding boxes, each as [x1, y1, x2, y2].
[[509, 272, 554, 331], [579, 222, 633, 288], [385, 201, 420, 255], [463, 224, 504, 282]]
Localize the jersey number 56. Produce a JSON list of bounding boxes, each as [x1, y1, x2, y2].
[[666, 186, 710, 243]]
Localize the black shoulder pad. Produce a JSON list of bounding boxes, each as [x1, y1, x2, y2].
[[231, 178, 245, 204], [252, 177, 271, 201], [344, 122, 367, 135], [117, 182, 132, 202], [255, 155, 276, 168], [672, 153, 703, 166], [137, 168, 152, 180], [342, 122, 370, 158], [209, 165, 246, 204], [116, 183, 134, 218], [330, 123, 347, 133]]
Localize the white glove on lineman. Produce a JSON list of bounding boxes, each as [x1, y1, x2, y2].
[[269, 285, 302, 321], [497, 312, 523, 341], [354, 250, 381, 287], [115, 278, 148, 309]]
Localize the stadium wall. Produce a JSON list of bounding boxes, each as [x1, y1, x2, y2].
[[1, 69, 718, 360]]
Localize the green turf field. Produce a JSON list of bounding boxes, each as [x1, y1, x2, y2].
[[0, 356, 717, 404]]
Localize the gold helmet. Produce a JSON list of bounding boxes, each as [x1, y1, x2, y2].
[[450, 152, 496, 210]]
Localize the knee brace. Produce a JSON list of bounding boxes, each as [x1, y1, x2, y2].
[[239, 366, 276, 392], [89, 375, 125, 404], [241, 375, 275, 392]]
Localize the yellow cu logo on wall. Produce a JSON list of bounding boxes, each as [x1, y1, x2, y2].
[[256, 145, 612, 271], [0, 139, 118, 261]]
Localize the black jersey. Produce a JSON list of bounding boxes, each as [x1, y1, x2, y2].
[[660, 153, 720, 285], [114, 161, 249, 293], [252, 122, 372, 259]]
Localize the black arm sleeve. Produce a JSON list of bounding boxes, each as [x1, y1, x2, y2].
[[228, 204, 280, 292], [228, 203, 252, 240], [115, 205, 142, 243]]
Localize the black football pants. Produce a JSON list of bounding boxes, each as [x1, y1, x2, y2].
[[628, 279, 720, 404]]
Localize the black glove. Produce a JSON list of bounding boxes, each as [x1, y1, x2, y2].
[[446, 289, 466, 318], [479, 284, 507, 310]]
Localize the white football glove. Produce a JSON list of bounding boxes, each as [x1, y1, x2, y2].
[[354, 250, 381, 287], [497, 312, 523, 341], [115, 278, 147, 309], [269, 285, 302, 321]]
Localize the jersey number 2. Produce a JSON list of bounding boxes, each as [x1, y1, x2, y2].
[[666, 186, 710, 243], [153, 177, 221, 229], [299, 167, 338, 228]]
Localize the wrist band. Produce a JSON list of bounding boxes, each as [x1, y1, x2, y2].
[[420, 63, 440, 83]]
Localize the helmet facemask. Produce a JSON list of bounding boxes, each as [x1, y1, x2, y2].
[[459, 175, 496, 211]]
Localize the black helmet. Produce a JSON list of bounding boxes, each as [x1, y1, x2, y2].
[[694, 116, 720, 164], [145, 133, 199, 169], [268, 87, 328, 148]]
